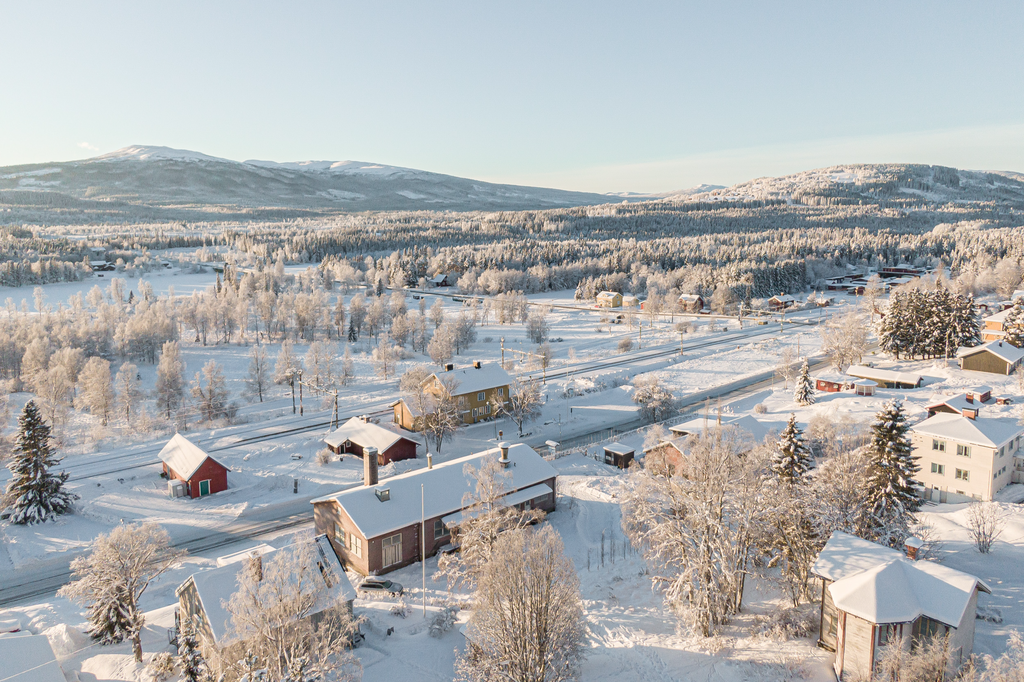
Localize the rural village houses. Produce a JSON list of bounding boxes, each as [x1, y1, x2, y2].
[[311, 442, 557, 575], [392, 361, 512, 429]]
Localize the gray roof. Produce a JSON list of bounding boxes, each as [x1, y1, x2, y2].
[[324, 417, 415, 452], [911, 412, 1024, 448], [178, 535, 354, 643], [430, 363, 512, 397], [958, 340, 1024, 364], [0, 633, 66, 682], [846, 365, 922, 385], [312, 443, 557, 540]]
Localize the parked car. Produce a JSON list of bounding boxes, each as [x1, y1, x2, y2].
[[357, 578, 404, 598]]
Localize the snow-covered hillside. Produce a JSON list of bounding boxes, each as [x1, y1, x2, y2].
[[684, 163, 1024, 205], [0, 145, 619, 213]]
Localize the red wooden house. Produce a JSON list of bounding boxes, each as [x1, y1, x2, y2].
[[323, 416, 419, 464], [158, 434, 230, 499]]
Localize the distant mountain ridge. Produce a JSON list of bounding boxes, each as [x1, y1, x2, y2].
[[0, 145, 622, 213]]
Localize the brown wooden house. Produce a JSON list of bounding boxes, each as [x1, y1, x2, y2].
[[312, 442, 557, 576], [957, 341, 1024, 375], [324, 416, 418, 464], [393, 362, 512, 430], [813, 532, 989, 681]]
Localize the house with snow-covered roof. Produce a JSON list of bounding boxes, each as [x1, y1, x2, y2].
[[158, 433, 230, 498], [596, 291, 623, 308], [0, 632, 67, 682], [911, 409, 1024, 503], [980, 307, 1012, 342], [846, 365, 923, 389], [394, 361, 512, 430], [312, 442, 556, 575], [812, 531, 989, 681], [175, 534, 355, 658], [957, 340, 1024, 375], [324, 415, 419, 464]]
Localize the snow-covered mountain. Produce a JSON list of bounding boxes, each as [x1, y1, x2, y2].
[[683, 163, 1024, 205], [0, 145, 620, 212]]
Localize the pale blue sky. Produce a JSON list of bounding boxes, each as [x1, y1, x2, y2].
[[2, 1, 1022, 192]]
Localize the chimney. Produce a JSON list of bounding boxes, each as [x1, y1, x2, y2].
[[363, 447, 379, 486], [966, 392, 974, 404], [473, 360, 482, 369], [445, 363, 454, 372], [249, 552, 263, 582], [498, 441, 511, 468], [498, 430, 503, 440], [427, 453, 433, 469], [361, 414, 370, 423], [904, 536, 924, 560]]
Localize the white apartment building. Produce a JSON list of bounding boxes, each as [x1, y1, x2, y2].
[[911, 409, 1024, 503]]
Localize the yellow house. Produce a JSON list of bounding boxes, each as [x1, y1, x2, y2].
[[393, 362, 512, 430], [596, 291, 622, 308]]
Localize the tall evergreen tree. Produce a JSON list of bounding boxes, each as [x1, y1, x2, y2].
[[865, 399, 920, 548], [1003, 298, 1024, 348], [4, 401, 77, 524], [772, 414, 812, 483], [793, 360, 815, 406], [177, 617, 210, 682]]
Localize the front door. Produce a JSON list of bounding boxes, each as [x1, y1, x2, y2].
[[199, 480, 211, 497]]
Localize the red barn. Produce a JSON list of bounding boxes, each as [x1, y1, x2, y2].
[[323, 416, 419, 465], [158, 434, 230, 499]]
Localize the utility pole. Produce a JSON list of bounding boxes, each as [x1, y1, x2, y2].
[[421, 483, 426, 618], [638, 324, 642, 350], [290, 374, 297, 414], [298, 369, 304, 416], [500, 337, 505, 369]]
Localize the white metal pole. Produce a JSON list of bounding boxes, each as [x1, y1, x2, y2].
[[421, 483, 426, 617]]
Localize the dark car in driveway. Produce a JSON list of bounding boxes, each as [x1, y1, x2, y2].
[[357, 578, 404, 598]]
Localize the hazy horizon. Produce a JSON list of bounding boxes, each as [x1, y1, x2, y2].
[[2, 1, 1022, 193]]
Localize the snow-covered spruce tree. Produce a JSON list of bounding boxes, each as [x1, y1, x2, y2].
[[1003, 298, 1024, 348], [59, 522, 182, 662], [4, 401, 77, 524], [865, 399, 921, 548], [793, 360, 815, 406], [949, 292, 981, 350], [772, 414, 812, 484], [177, 617, 210, 682]]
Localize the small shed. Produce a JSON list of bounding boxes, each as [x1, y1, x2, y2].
[[596, 291, 623, 308], [158, 434, 230, 499], [957, 341, 1024, 375], [622, 295, 641, 308], [815, 372, 849, 393], [853, 379, 876, 396], [324, 416, 419, 464], [602, 442, 635, 469]]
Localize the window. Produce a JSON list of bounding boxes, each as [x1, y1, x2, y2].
[[931, 463, 945, 475], [335, 523, 346, 548], [955, 468, 970, 482], [458, 396, 466, 407], [382, 533, 402, 567], [350, 534, 362, 558], [477, 391, 486, 401], [956, 444, 971, 458], [912, 616, 948, 646], [932, 439, 945, 452], [999, 446, 1005, 458], [472, 408, 477, 418], [877, 624, 899, 646], [485, 404, 491, 414], [497, 387, 505, 397], [433, 519, 448, 539]]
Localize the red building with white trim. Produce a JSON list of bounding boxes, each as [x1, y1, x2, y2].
[[158, 434, 230, 499]]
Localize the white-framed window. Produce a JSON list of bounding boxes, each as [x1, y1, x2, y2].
[[350, 533, 362, 558], [458, 396, 466, 406], [382, 533, 402, 567], [955, 468, 970, 482], [477, 391, 486, 401], [932, 439, 945, 452], [931, 463, 945, 475], [956, 444, 971, 458], [433, 519, 447, 539], [999, 446, 1005, 457], [497, 387, 505, 397], [472, 408, 477, 418]]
